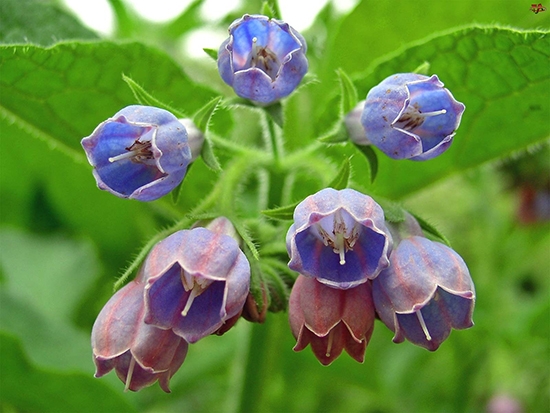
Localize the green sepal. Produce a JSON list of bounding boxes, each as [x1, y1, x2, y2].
[[232, 219, 260, 261], [318, 69, 358, 144], [354, 143, 379, 183], [376, 197, 406, 223], [337, 68, 358, 115], [263, 102, 284, 129], [411, 212, 452, 247], [327, 156, 352, 190], [171, 162, 194, 204], [203, 47, 218, 61], [261, 202, 298, 221], [171, 177, 184, 205], [200, 138, 221, 171], [318, 123, 349, 144], [193, 96, 222, 131], [412, 61, 431, 75], [261, 0, 282, 20], [260, 261, 290, 312], [193, 96, 223, 171], [121, 74, 185, 118]]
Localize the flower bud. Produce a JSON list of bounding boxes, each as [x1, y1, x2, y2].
[[289, 275, 375, 365], [178, 118, 204, 162], [91, 277, 188, 392], [81, 105, 192, 201], [372, 218, 475, 351], [359, 73, 465, 161], [286, 188, 392, 289], [217, 14, 308, 105]]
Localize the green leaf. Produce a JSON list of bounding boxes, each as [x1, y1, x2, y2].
[[261, 201, 298, 221], [161, 0, 206, 39], [355, 27, 550, 198], [203, 47, 218, 60], [122, 74, 186, 117], [327, 156, 352, 190], [337, 68, 358, 115], [0, 41, 215, 156], [0, 229, 98, 323], [322, 0, 550, 85], [0, 118, 149, 268], [354, 144, 379, 183], [0, 0, 99, 46], [0, 332, 136, 413]]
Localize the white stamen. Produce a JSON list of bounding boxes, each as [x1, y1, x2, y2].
[[124, 357, 136, 392], [108, 149, 143, 163], [325, 329, 334, 357], [421, 109, 447, 117], [181, 283, 202, 317], [180, 269, 213, 317], [335, 232, 346, 265], [315, 211, 361, 266], [248, 36, 279, 80], [415, 310, 432, 341]]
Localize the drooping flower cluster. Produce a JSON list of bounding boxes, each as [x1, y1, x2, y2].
[[286, 189, 475, 364], [92, 217, 250, 391], [81, 11, 474, 391]]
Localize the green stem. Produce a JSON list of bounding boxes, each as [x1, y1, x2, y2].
[[224, 321, 252, 413], [261, 112, 283, 165], [209, 133, 265, 157], [238, 314, 288, 413]]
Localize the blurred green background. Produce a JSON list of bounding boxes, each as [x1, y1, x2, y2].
[[0, 0, 549, 412]]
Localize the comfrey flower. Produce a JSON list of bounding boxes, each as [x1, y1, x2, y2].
[[372, 214, 475, 351], [92, 272, 188, 392], [81, 105, 192, 201], [358, 73, 465, 161], [143, 217, 250, 343], [286, 188, 392, 289], [218, 14, 308, 105], [289, 275, 376, 365]]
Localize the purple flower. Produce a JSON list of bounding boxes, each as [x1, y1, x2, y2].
[[217, 14, 308, 105], [372, 216, 475, 351], [81, 105, 192, 201], [287, 188, 392, 289], [143, 218, 250, 343], [359, 73, 465, 161], [289, 275, 376, 365], [91, 275, 188, 392]]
